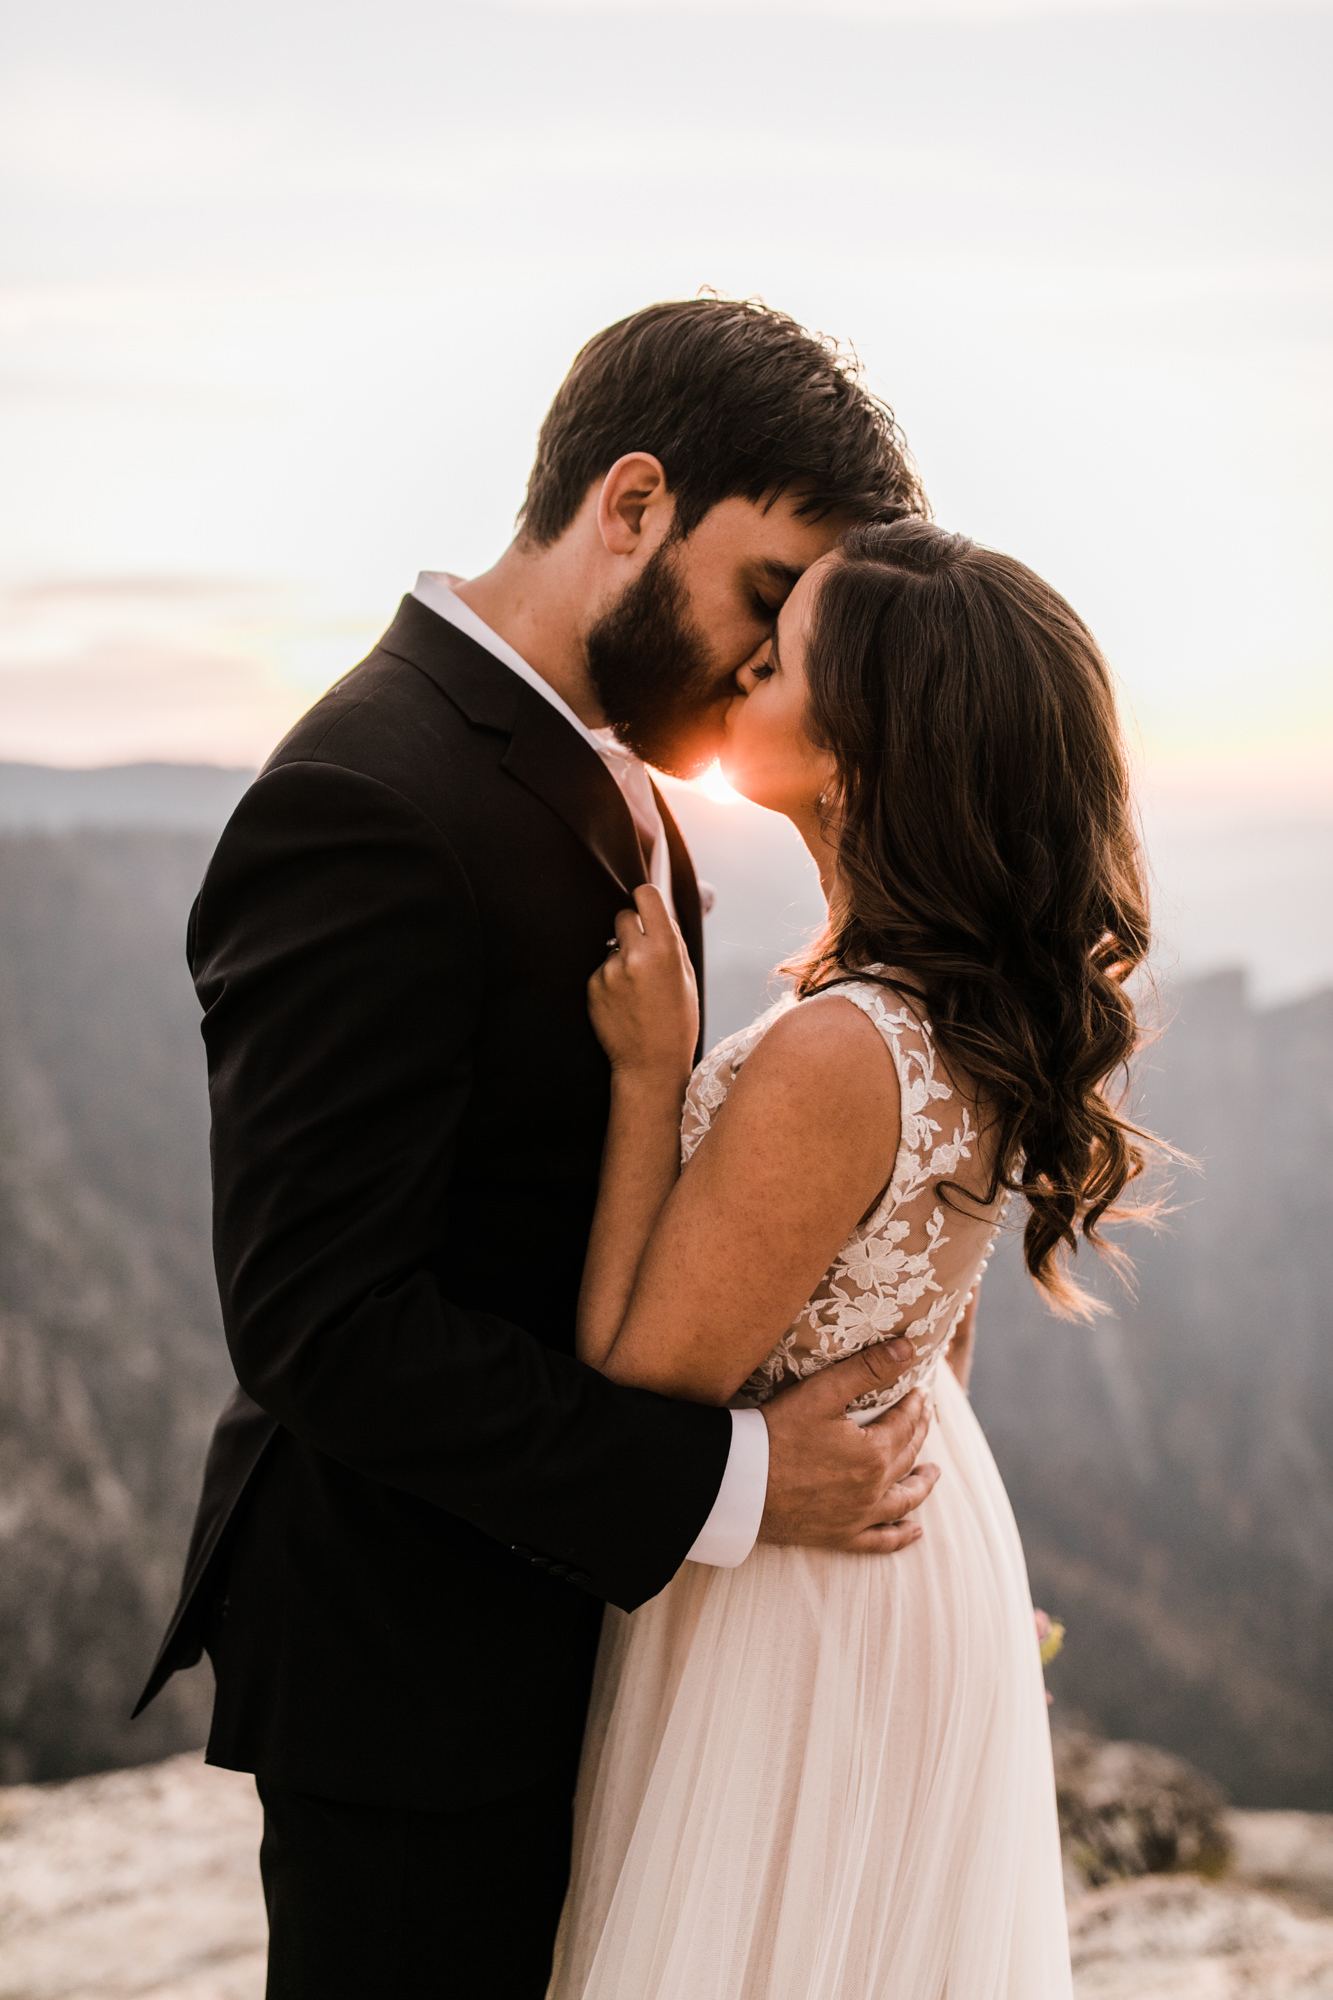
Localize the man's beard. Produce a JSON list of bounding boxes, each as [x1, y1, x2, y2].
[[585, 538, 729, 776]]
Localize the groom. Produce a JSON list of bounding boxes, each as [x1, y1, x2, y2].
[[137, 298, 937, 1996]]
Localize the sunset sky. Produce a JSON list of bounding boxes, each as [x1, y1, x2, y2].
[[1, 0, 1330, 988]]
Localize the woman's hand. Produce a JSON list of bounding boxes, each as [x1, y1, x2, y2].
[[578, 887, 697, 1364], [587, 885, 699, 1085]]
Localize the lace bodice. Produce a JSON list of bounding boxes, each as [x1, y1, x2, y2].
[[681, 974, 1005, 1420]]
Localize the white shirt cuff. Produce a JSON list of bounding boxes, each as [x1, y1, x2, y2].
[[684, 1407, 768, 1567]]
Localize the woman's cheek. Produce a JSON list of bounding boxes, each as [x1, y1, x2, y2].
[[718, 719, 760, 796], [723, 731, 783, 810]]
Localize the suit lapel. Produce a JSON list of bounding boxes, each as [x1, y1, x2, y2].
[[380, 594, 647, 901], [502, 687, 648, 900], [382, 594, 710, 1051]]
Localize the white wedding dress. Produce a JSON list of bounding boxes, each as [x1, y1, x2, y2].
[[549, 978, 1073, 2000]]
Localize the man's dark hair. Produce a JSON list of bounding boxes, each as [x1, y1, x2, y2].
[[519, 296, 928, 546]]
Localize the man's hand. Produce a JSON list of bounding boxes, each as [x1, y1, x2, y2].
[[758, 1339, 939, 1554]]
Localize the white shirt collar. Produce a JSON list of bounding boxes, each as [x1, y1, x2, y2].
[[411, 572, 606, 751], [410, 572, 675, 907]]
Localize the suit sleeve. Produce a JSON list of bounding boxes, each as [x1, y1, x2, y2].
[[195, 758, 732, 1612]]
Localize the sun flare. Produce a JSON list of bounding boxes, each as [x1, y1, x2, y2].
[[692, 761, 743, 805]]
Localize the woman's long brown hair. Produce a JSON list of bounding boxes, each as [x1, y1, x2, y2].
[[793, 519, 1157, 1314]]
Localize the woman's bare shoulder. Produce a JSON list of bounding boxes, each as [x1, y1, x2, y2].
[[724, 988, 901, 1139]]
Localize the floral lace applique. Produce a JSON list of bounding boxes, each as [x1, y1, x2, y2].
[[680, 975, 1003, 1419]]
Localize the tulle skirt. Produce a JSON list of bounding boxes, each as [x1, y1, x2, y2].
[[548, 1363, 1072, 2000]]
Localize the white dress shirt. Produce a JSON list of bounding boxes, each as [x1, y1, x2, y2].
[[411, 573, 768, 1568]]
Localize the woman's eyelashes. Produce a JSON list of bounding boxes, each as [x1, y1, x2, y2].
[[744, 640, 777, 683]]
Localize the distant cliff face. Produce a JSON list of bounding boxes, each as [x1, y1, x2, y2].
[[0, 832, 232, 1782], [971, 972, 1333, 1810]]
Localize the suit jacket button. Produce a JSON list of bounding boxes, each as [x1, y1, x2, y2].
[[566, 1570, 592, 1588], [547, 1562, 569, 1579], [511, 1544, 534, 1559]]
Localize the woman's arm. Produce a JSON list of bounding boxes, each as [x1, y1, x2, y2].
[[577, 887, 700, 1368], [580, 893, 943, 1559], [600, 997, 902, 1402], [580, 893, 904, 1404], [946, 1291, 980, 1392]]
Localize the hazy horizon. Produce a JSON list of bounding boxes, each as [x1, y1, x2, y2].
[[2, 752, 1330, 1007]]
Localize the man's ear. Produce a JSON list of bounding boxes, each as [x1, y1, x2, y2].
[[597, 453, 673, 557]]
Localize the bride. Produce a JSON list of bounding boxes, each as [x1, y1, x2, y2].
[[548, 518, 1154, 1999]]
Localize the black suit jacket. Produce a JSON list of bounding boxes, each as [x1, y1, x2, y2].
[[135, 596, 732, 1810]]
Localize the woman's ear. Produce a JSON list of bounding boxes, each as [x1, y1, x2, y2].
[[812, 755, 840, 815], [597, 454, 672, 556]]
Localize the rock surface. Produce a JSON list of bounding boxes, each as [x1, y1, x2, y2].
[[3, 1755, 1333, 2000], [1228, 1812, 1333, 1920], [1058, 1732, 1233, 1889], [1068, 1876, 1333, 1997], [0, 1754, 264, 1999]]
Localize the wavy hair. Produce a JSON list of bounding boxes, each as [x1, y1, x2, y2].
[[792, 519, 1158, 1314]]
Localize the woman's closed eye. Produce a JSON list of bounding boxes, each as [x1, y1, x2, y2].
[[739, 640, 777, 686]]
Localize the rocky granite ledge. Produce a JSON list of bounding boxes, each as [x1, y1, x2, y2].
[[2, 1752, 1333, 1998], [0, 1755, 263, 2000]]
